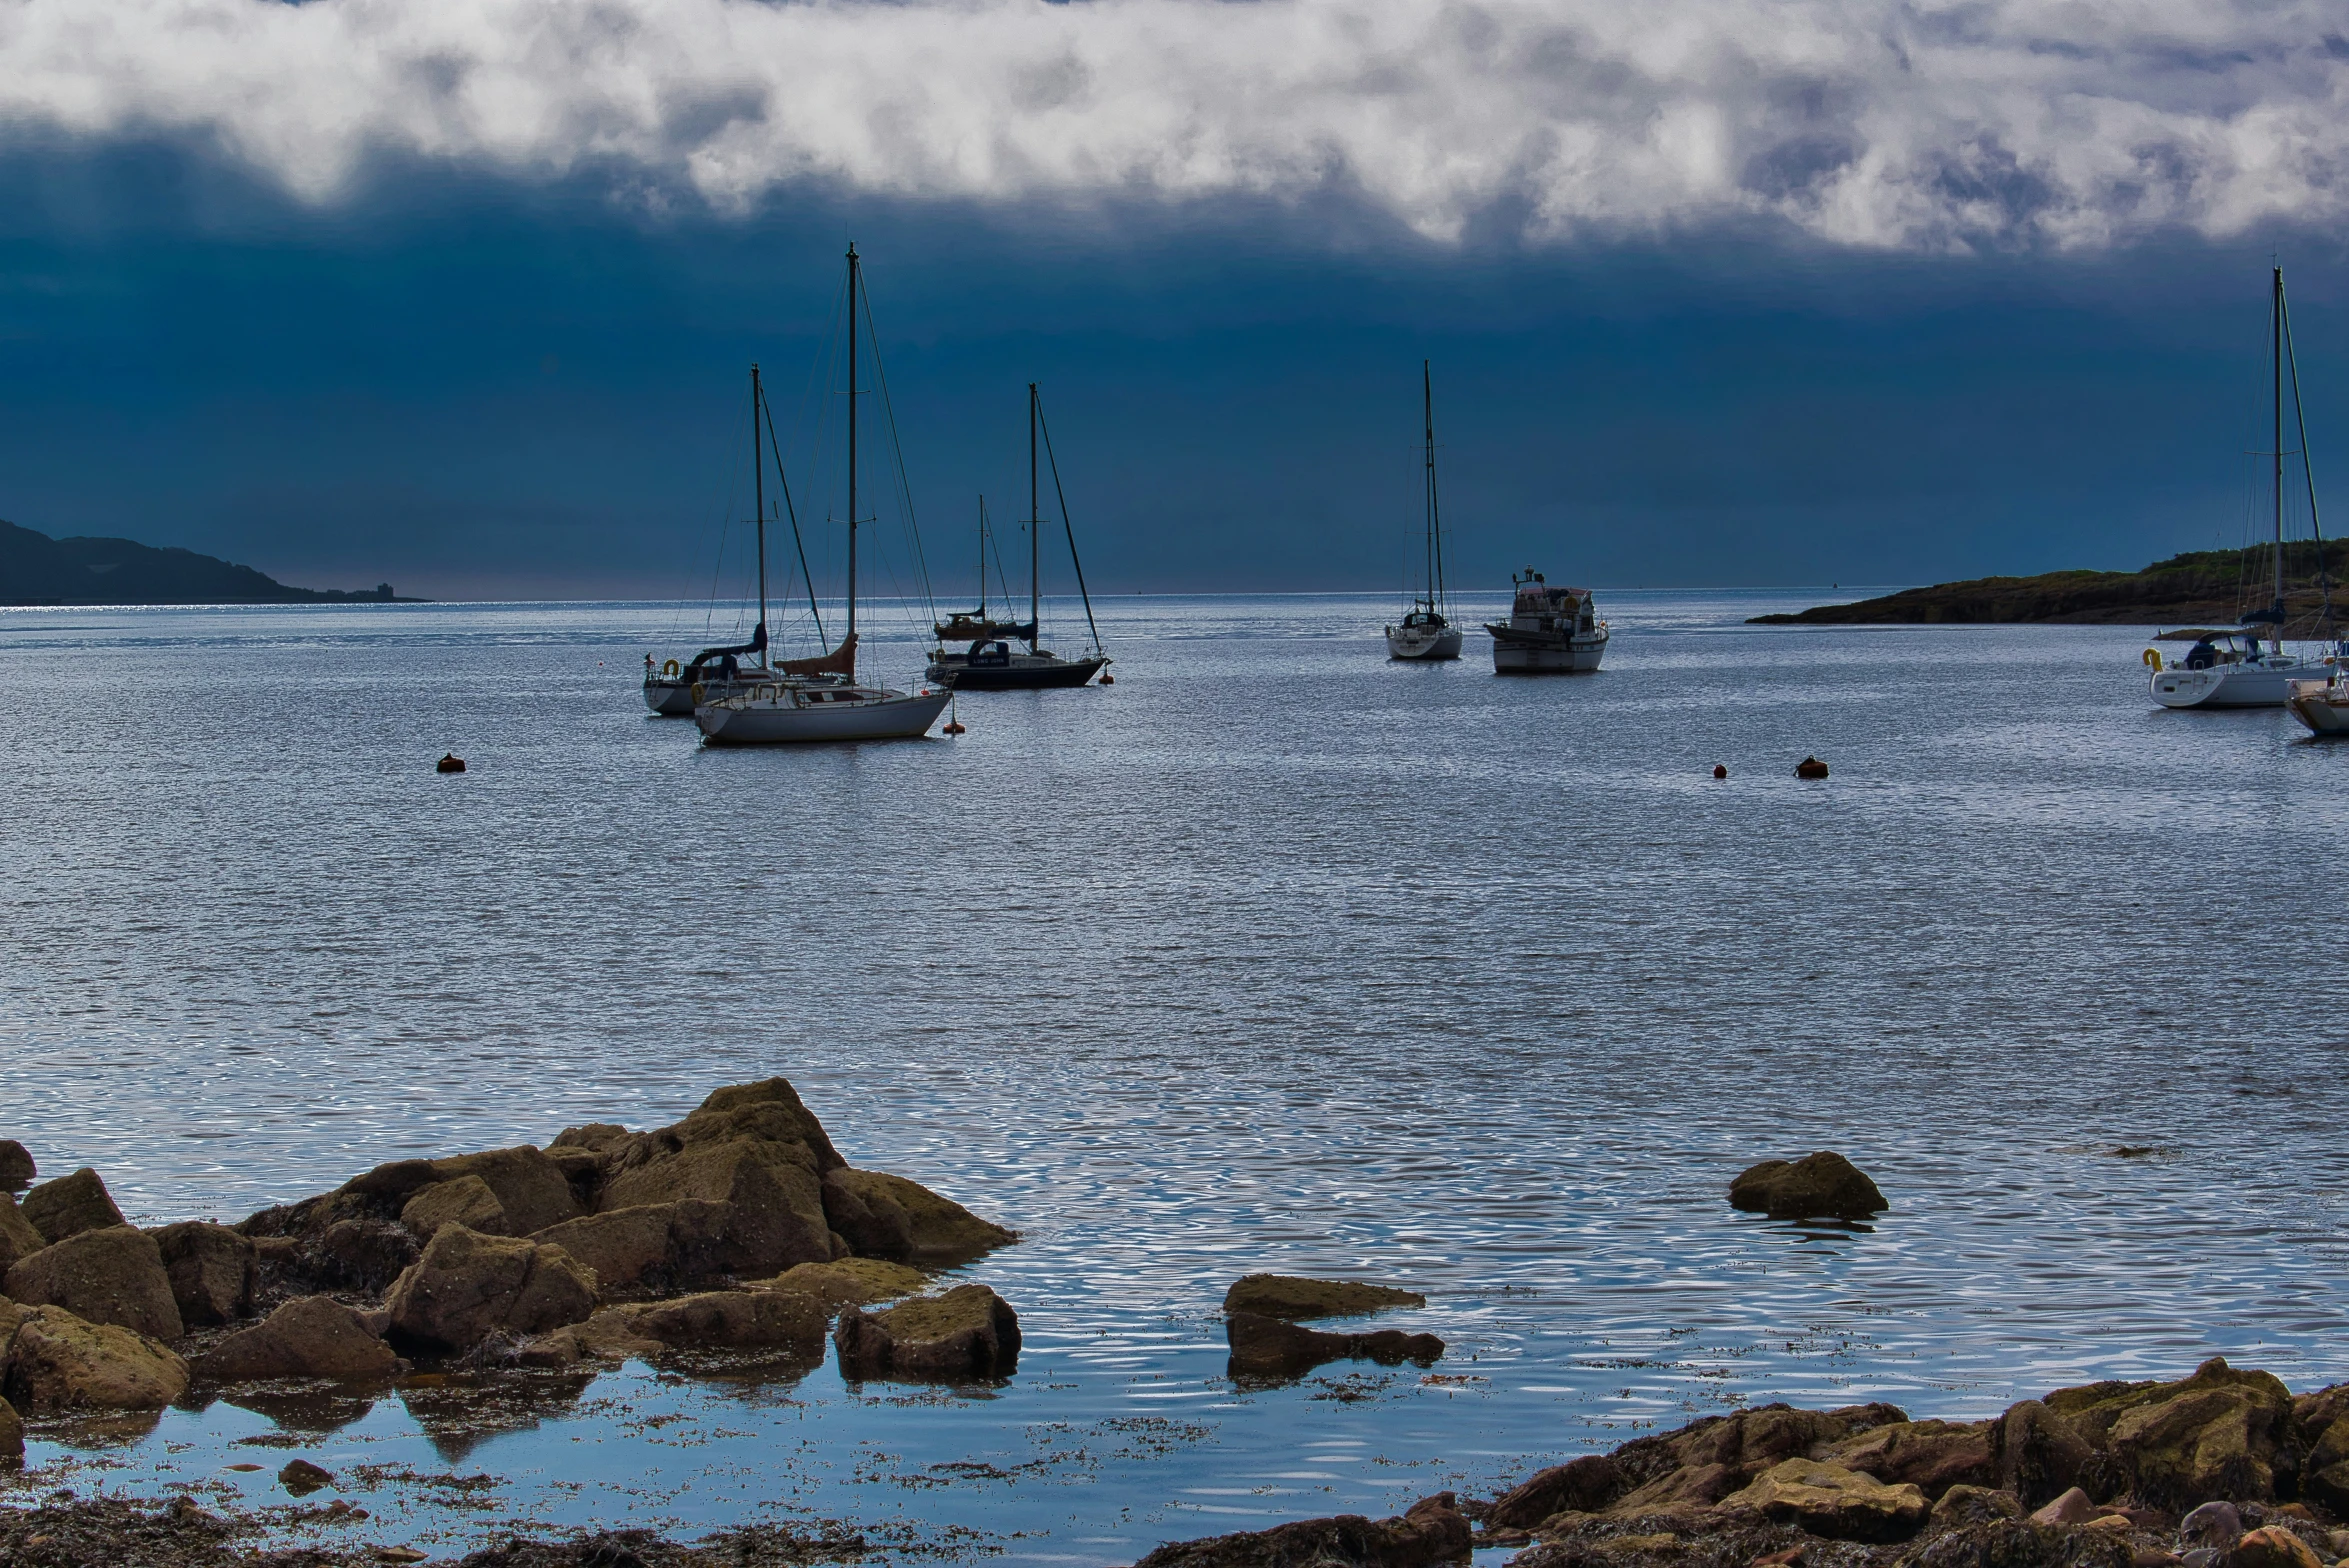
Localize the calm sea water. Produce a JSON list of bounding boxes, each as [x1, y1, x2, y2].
[[2, 592, 2346, 1562]]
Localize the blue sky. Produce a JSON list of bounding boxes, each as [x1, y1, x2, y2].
[[0, 0, 2345, 598]]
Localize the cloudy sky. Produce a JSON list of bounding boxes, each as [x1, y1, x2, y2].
[[1, 0, 2345, 597]]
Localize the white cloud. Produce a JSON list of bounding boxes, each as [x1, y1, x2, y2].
[[0, 0, 2342, 248]]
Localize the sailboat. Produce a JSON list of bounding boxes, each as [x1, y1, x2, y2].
[[644, 364, 854, 716], [933, 499, 1028, 646], [695, 244, 950, 745], [1386, 361, 1463, 661], [925, 383, 1110, 690], [2149, 265, 2340, 710]]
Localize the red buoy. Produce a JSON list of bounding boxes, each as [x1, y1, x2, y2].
[[1712, 764, 1728, 779], [1796, 756, 1829, 779], [436, 753, 466, 773]]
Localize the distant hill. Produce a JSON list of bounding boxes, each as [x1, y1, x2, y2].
[[1750, 541, 2348, 630], [0, 519, 419, 606]]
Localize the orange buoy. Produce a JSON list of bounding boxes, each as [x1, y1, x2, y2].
[[1098, 672, 1114, 685], [1795, 755, 1829, 779], [436, 753, 466, 773], [942, 721, 966, 735], [1712, 764, 1728, 779]]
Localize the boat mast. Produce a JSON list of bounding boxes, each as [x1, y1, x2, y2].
[[1029, 382, 1041, 649], [847, 243, 860, 655], [978, 496, 988, 617], [2273, 265, 2286, 650], [752, 363, 768, 659], [1423, 360, 1443, 615]]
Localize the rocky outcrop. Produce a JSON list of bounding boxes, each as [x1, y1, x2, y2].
[[1225, 1311, 1444, 1380], [2043, 1358, 2293, 1509], [1816, 1419, 1995, 1500], [593, 1083, 848, 1277], [758, 1258, 928, 1311], [382, 1225, 597, 1353], [426, 1148, 582, 1238], [1992, 1400, 2095, 1508], [0, 1391, 20, 1461], [4, 1226, 184, 1339], [835, 1284, 1020, 1380], [1718, 1458, 1929, 1540], [1728, 1153, 1886, 1219], [0, 1300, 189, 1412], [529, 1204, 684, 1292], [574, 1290, 827, 1357], [150, 1221, 255, 1327], [0, 1141, 32, 1191], [401, 1174, 508, 1240], [819, 1168, 1016, 1264], [1134, 1492, 1471, 1568], [21, 1167, 127, 1242], [0, 1193, 42, 1275], [1221, 1275, 1427, 1320], [193, 1296, 399, 1383], [1487, 1455, 1628, 1529]]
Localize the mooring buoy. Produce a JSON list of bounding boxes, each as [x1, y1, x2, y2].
[[437, 754, 467, 773], [1712, 763, 1728, 779], [1795, 755, 1829, 779]]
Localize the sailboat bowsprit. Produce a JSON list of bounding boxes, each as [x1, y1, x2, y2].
[[926, 383, 1110, 691]]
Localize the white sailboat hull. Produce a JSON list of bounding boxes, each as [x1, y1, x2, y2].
[[1386, 624, 1463, 660], [695, 684, 951, 744], [2149, 660, 2321, 709]]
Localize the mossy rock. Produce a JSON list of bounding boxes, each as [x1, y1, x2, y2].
[[1221, 1274, 1426, 1320]]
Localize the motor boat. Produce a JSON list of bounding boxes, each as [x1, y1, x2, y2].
[[695, 675, 952, 745], [1488, 569, 1609, 673]]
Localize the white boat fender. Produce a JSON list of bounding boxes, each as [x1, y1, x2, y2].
[[2142, 648, 2162, 669], [1796, 756, 1829, 779]]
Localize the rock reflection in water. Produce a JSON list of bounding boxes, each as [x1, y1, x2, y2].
[[397, 1370, 597, 1463]]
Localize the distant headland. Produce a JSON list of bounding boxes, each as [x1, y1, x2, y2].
[[0, 518, 421, 606], [1751, 541, 2347, 628]]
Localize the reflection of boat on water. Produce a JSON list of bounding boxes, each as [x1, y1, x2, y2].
[[693, 243, 948, 745], [2147, 265, 2338, 710], [1386, 361, 1462, 661], [1488, 568, 1609, 673], [644, 363, 854, 715], [926, 383, 1109, 691]]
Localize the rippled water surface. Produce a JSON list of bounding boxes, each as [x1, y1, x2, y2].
[[2, 593, 2346, 1562]]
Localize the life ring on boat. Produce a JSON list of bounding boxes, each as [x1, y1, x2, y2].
[[690, 682, 705, 704], [2142, 648, 2162, 669], [662, 658, 680, 677]]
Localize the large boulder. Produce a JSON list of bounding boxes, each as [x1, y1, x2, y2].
[[2046, 1358, 2292, 1509], [576, 1290, 826, 1356], [1133, 1492, 1470, 1568], [1727, 1153, 1886, 1219], [1225, 1311, 1443, 1380], [4, 1226, 184, 1340], [603, 1142, 837, 1278], [193, 1296, 400, 1383], [299, 1218, 421, 1296], [820, 1168, 1015, 1264], [530, 1204, 681, 1292], [759, 1258, 928, 1311], [1486, 1454, 1628, 1528], [835, 1284, 1021, 1380], [0, 1391, 20, 1461], [0, 1193, 43, 1275], [401, 1175, 508, 1241], [382, 1225, 598, 1353], [149, 1222, 256, 1327], [0, 1140, 33, 1190], [1718, 1457, 1929, 1541], [1814, 1418, 1995, 1500], [21, 1167, 128, 1242], [1992, 1400, 2096, 1508], [1221, 1275, 1426, 1320], [0, 1301, 189, 1412], [2293, 1385, 2349, 1514], [426, 1148, 581, 1237], [1595, 1403, 1906, 1517]]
